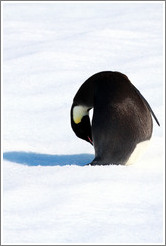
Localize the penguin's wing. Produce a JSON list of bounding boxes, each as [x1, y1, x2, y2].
[[133, 85, 160, 126]]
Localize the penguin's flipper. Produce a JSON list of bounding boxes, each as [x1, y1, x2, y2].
[[132, 85, 160, 126]]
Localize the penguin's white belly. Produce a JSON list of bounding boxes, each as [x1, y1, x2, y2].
[[126, 140, 150, 165]]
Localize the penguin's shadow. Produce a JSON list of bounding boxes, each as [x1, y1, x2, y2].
[[3, 151, 94, 167]]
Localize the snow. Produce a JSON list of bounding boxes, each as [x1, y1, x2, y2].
[[2, 1, 165, 244]]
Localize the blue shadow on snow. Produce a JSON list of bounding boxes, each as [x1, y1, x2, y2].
[[3, 151, 94, 167]]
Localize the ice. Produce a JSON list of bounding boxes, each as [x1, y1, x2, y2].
[[2, 1, 164, 244]]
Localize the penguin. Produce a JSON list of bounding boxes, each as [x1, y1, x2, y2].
[[70, 71, 160, 165]]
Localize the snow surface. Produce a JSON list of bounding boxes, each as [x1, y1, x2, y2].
[[2, 1, 165, 245]]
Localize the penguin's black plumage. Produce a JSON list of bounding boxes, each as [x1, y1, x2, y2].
[[70, 71, 160, 165]]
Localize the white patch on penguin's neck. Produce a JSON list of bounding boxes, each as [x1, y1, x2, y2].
[[73, 105, 89, 124]]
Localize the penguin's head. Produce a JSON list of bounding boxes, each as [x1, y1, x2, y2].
[[71, 105, 93, 145]]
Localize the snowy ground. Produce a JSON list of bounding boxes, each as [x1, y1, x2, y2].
[[2, 1, 165, 245]]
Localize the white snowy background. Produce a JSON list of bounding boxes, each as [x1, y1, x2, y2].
[[2, 1, 165, 245]]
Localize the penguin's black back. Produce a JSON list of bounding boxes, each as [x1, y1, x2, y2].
[[91, 72, 152, 164]]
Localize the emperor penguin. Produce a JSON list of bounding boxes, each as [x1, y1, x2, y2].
[[70, 71, 160, 165]]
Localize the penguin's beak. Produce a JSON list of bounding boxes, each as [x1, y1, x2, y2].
[[88, 136, 93, 145]]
